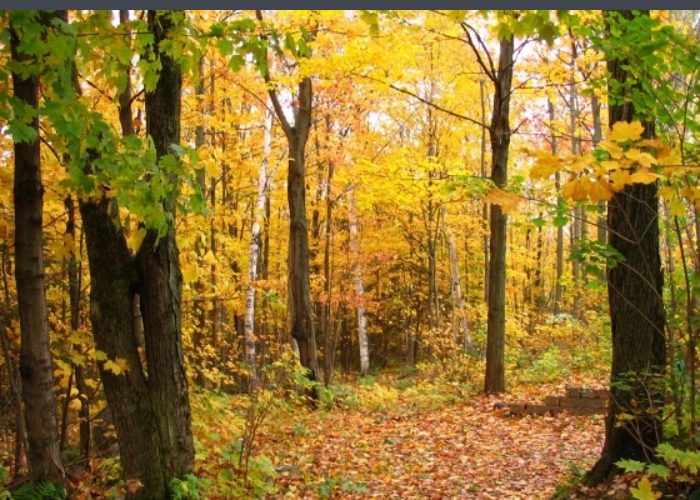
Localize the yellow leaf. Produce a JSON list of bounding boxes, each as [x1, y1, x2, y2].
[[598, 140, 624, 159], [629, 169, 660, 184], [588, 180, 615, 202], [104, 359, 123, 376], [127, 227, 147, 254], [529, 152, 562, 179], [669, 198, 685, 217], [625, 149, 657, 169], [609, 121, 645, 143], [629, 477, 661, 500], [204, 159, 219, 178], [483, 189, 520, 214], [183, 261, 199, 284], [562, 179, 587, 201], [609, 168, 631, 192], [203, 250, 217, 266], [658, 186, 675, 199]]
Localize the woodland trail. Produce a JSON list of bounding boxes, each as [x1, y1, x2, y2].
[[264, 393, 605, 499]]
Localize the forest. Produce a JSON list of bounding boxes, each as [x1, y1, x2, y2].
[[1, 9, 700, 500]]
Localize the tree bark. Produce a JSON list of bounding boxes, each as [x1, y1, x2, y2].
[[549, 100, 565, 316], [348, 184, 370, 376], [484, 36, 514, 394], [10, 11, 66, 486], [243, 104, 274, 393], [134, 9, 194, 479], [448, 231, 471, 348], [586, 9, 666, 484], [65, 196, 90, 465]]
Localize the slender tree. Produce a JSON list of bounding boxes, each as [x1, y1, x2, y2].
[[255, 10, 319, 390], [9, 10, 66, 486]]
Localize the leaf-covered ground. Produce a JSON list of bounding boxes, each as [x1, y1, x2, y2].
[[261, 389, 605, 499]]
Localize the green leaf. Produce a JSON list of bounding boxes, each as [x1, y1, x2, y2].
[[554, 215, 569, 227], [646, 464, 670, 479], [616, 459, 647, 473]]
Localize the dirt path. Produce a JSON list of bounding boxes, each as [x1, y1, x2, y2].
[[265, 396, 604, 499]]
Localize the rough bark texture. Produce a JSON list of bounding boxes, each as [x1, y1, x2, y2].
[[80, 197, 166, 500], [586, 9, 666, 485], [484, 36, 514, 394], [10, 12, 66, 485], [135, 9, 195, 479]]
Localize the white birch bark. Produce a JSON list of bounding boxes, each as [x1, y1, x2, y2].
[[243, 104, 273, 392], [447, 231, 471, 348], [347, 184, 369, 375]]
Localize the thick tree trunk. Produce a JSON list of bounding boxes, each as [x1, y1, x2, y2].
[[80, 197, 167, 500], [348, 185, 370, 376], [10, 13, 65, 486], [134, 9, 194, 479], [586, 9, 666, 485], [484, 36, 514, 394]]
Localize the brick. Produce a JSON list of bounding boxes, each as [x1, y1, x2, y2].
[[593, 389, 610, 399], [561, 397, 607, 409], [509, 403, 526, 415], [547, 406, 565, 415], [527, 404, 548, 416], [544, 396, 561, 406], [565, 386, 582, 398]]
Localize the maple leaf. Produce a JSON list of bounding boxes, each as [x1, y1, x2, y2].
[[629, 477, 661, 500], [562, 179, 587, 201], [587, 179, 614, 202], [529, 152, 562, 179], [483, 189, 520, 214], [629, 170, 661, 184], [609, 121, 645, 143]]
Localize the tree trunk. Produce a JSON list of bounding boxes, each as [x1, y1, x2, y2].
[[586, 9, 666, 485], [348, 185, 370, 376], [287, 133, 319, 386], [134, 10, 194, 479], [480, 80, 489, 303], [549, 100, 565, 316], [448, 231, 471, 348], [65, 196, 90, 465], [484, 36, 514, 394], [10, 12, 66, 486], [592, 94, 607, 244], [80, 196, 167, 499], [243, 104, 274, 393]]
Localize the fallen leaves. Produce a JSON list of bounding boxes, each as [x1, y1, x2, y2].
[[262, 392, 604, 499]]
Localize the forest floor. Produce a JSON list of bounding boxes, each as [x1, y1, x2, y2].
[[252, 382, 605, 499]]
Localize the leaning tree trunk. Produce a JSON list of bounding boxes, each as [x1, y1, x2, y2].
[[9, 12, 65, 486], [484, 35, 514, 394], [585, 9, 666, 485], [134, 9, 195, 479]]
